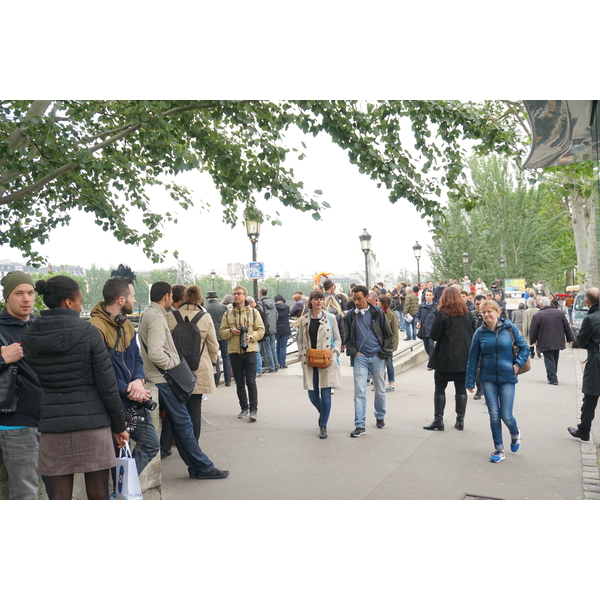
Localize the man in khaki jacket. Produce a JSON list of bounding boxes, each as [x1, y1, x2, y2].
[[139, 281, 229, 480], [403, 286, 419, 341], [220, 285, 265, 421]]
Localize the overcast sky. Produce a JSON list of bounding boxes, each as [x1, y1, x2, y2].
[[1, 120, 435, 282]]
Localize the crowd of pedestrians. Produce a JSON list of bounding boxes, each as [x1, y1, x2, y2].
[[0, 269, 595, 499]]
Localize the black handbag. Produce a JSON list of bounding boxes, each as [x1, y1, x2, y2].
[[139, 337, 196, 402], [159, 359, 197, 402], [0, 333, 19, 413]]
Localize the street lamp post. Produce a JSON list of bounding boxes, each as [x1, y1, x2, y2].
[[499, 257, 506, 283], [462, 252, 469, 279], [245, 219, 261, 300], [210, 269, 216, 292], [275, 273, 280, 294], [359, 229, 372, 287], [412, 241, 422, 284]]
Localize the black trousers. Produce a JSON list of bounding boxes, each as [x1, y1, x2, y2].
[[543, 349, 560, 384], [580, 394, 599, 434], [434, 371, 467, 396], [230, 351, 258, 412], [215, 339, 232, 386]]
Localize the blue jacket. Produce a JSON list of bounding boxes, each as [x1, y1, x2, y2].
[[466, 318, 529, 388], [416, 300, 437, 338]]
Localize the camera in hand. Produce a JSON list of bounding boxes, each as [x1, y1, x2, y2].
[[141, 398, 157, 411], [239, 325, 249, 351], [125, 399, 157, 433]]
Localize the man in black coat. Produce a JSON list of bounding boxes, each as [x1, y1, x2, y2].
[[568, 288, 600, 441], [529, 296, 574, 385]]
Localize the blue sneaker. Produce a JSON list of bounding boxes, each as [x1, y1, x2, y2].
[[510, 432, 521, 453], [490, 450, 505, 463], [109, 493, 117, 500]]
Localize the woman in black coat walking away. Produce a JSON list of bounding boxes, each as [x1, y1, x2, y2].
[[423, 286, 476, 432]]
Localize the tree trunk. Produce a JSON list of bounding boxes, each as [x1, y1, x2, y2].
[[568, 187, 597, 290]]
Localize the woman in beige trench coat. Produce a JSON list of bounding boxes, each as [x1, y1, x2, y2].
[[298, 290, 342, 439], [166, 285, 219, 441]]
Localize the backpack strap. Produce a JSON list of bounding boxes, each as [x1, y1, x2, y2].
[[172, 310, 184, 325], [191, 311, 204, 325]]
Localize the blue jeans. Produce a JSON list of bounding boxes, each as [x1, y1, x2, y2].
[[353, 355, 387, 428], [156, 383, 214, 476], [395, 310, 404, 330], [263, 333, 278, 371], [276, 334, 290, 367], [404, 318, 416, 339], [0, 427, 41, 500], [307, 368, 332, 426], [127, 405, 160, 474], [386, 357, 395, 384], [481, 381, 519, 449], [256, 345, 263, 374]]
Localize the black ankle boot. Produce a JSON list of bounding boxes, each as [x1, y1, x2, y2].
[[423, 394, 446, 431], [319, 426, 327, 439]]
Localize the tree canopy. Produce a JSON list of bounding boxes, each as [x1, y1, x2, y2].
[[0, 100, 522, 265], [429, 154, 577, 290]]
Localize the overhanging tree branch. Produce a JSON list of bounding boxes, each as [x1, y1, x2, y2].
[[0, 102, 224, 206]]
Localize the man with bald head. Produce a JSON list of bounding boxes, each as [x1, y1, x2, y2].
[[529, 296, 574, 385], [569, 288, 600, 441]]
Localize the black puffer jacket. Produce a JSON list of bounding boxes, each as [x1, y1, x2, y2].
[[22, 307, 126, 434]]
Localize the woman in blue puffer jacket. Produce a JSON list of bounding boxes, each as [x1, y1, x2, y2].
[[466, 299, 530, 464]]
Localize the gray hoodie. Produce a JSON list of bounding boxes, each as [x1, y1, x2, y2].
[[258, 296, 277, 335]]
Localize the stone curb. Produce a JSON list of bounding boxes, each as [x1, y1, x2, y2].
[[573, 351, 599, 499]]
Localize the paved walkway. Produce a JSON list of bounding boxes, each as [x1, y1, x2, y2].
[[160, 340, 600, 500]]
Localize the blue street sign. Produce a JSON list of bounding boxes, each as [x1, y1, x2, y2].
[[249, 262, 264, 279]]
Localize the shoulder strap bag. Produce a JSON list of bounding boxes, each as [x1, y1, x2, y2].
[[304, 315, 332, 369], [139, 333, 196, 403], [0, 332, 19, 413], [507, 326, 531, 374]]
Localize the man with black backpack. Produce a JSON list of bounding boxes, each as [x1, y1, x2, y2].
[[139, 282, 228, 480], [166, 285, 219, 444]]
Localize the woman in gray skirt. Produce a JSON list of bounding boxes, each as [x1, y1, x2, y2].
[[23, 276, 129, 500]]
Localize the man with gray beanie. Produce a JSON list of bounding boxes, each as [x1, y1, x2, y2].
[[0, 271, 45, 499]]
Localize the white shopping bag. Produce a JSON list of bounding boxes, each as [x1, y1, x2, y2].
[[115, 441, 143, 500]]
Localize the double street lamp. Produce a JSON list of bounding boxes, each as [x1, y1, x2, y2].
[[210, 269, 216, 292], [413, 241, 422, 284], [275, 273, 280, 294], [359, 228, 372, 286], [245, 219, 261, 300]]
